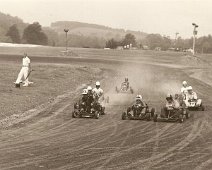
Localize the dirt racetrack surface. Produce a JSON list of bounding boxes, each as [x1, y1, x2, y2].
[[0, 49, 212, 170]]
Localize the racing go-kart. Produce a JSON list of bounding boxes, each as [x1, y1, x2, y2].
[[122, 103, 155, 121], [187, 99, 205, 111], [153, 106, 189, 123], [72, 102, 101, 119], [116, 82, 133, 94]]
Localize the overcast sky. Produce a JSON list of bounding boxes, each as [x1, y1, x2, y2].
[[1, 0, 211, 38]]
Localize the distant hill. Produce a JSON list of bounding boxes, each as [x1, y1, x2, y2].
[[0, 11, 147, 48], [51, 21, 147, 42]]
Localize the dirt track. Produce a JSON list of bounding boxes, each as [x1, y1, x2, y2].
[[0, 51, 212, 170]]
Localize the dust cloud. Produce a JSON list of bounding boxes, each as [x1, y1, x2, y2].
[[105, 61, 182, 108]]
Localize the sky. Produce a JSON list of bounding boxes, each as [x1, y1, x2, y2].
[[0, 0, 212, 38]]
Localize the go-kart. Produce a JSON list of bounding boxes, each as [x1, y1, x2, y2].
[[153, 106, 189, 123], [93, 96, 106, 115], [122, 103, 155, 121], [116, 82, 133, 94], [187, 99, 205, 111], [72, 102, 100, 119]]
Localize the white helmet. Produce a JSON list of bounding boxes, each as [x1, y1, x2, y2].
[[82, 89, 88, 95], [166, 93, 172, 98], [136, 95, 142, 100], [96, 81, 100, 86], [182, 81, 187, 86], [87, 86, 92, 91], [187, 86, 192, 90]]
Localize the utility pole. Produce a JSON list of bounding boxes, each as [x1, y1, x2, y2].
[[175, 32, 179, 49], [192, 23, 198, 55], [64, 28, 69, 54]]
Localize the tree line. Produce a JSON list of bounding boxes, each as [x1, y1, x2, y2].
[[106, 33, 212, 53], [5, 22, 212, 54], [6, 22, 48, 45]]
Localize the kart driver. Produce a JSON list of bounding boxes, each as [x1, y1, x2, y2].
[[181, 81, 188, 99], [162, 94, 180, 117], [80, 89, 88, 111], [123, 77, 129, 89], [165, 94, 180, 109], [185, 86, 202, 106], [128, 95, 146, 116], [174, 94, 181, 108], [87, 86, 94, 112]]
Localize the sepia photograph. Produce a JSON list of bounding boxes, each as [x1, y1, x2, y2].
[[0, 0, 212, 169]]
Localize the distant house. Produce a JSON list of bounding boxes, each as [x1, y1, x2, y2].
[[168, 47, 175, 51], [155, 47, 161, 51], [143, 45, 149, 50], [116, 46, 123, 50], [186, 48, 194, 53]]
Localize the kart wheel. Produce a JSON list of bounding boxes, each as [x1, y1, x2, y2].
[[72, 111, 78, 118], [146, 113, 151, 121], [95, 112, 100, 119], [161, 107, 166, 118], [115, 87, 119, 93], [153, 113, 158, 122], [105, 96, 109, 103], [130, 87, 133, 94], [151, 108, 156, 118], [179, 114, 184, 123], [101, 107, 106, 115], [186, 109, 190, 119], [201, 105, 205, 111], [122, 112, 127, 120]]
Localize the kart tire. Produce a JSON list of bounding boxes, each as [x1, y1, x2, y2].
[[161, 107, 166, 118], [130, 87, 133, 94], [72, 111, 78, 118], [105, 96, 109, 103], [153, 113, 158, 122], [101, 107, 106, 115], [151, 108, 156, 118], [122, 112, 127, 120], [186, 109, 190, 119], [146, 112, 151, 121], [179, 114, 184, 123], [95, 112, 100, 119], [201, 105, 205, 111], [115, 87, 119, 93]]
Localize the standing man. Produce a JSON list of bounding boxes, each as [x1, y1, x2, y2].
[[181, 81, 188, 95], [92, 81, 104, 102], [92, 81, 105, 114], [15, 53, 32, 87]]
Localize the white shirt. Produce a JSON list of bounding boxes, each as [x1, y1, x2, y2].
[[181, 86, 188, 94], [22, 56, 30, 67], [92, 88, 103, 98]]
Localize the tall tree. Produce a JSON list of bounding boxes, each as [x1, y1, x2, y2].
[[145, 34, 163, 50], [122, 33, 136, 47], [23, 22, 48, 45], [105, 38, 118, 49], [6, 24, 21, 43]]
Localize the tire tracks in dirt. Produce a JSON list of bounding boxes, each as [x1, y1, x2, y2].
[[124, 118, 206, 170]]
